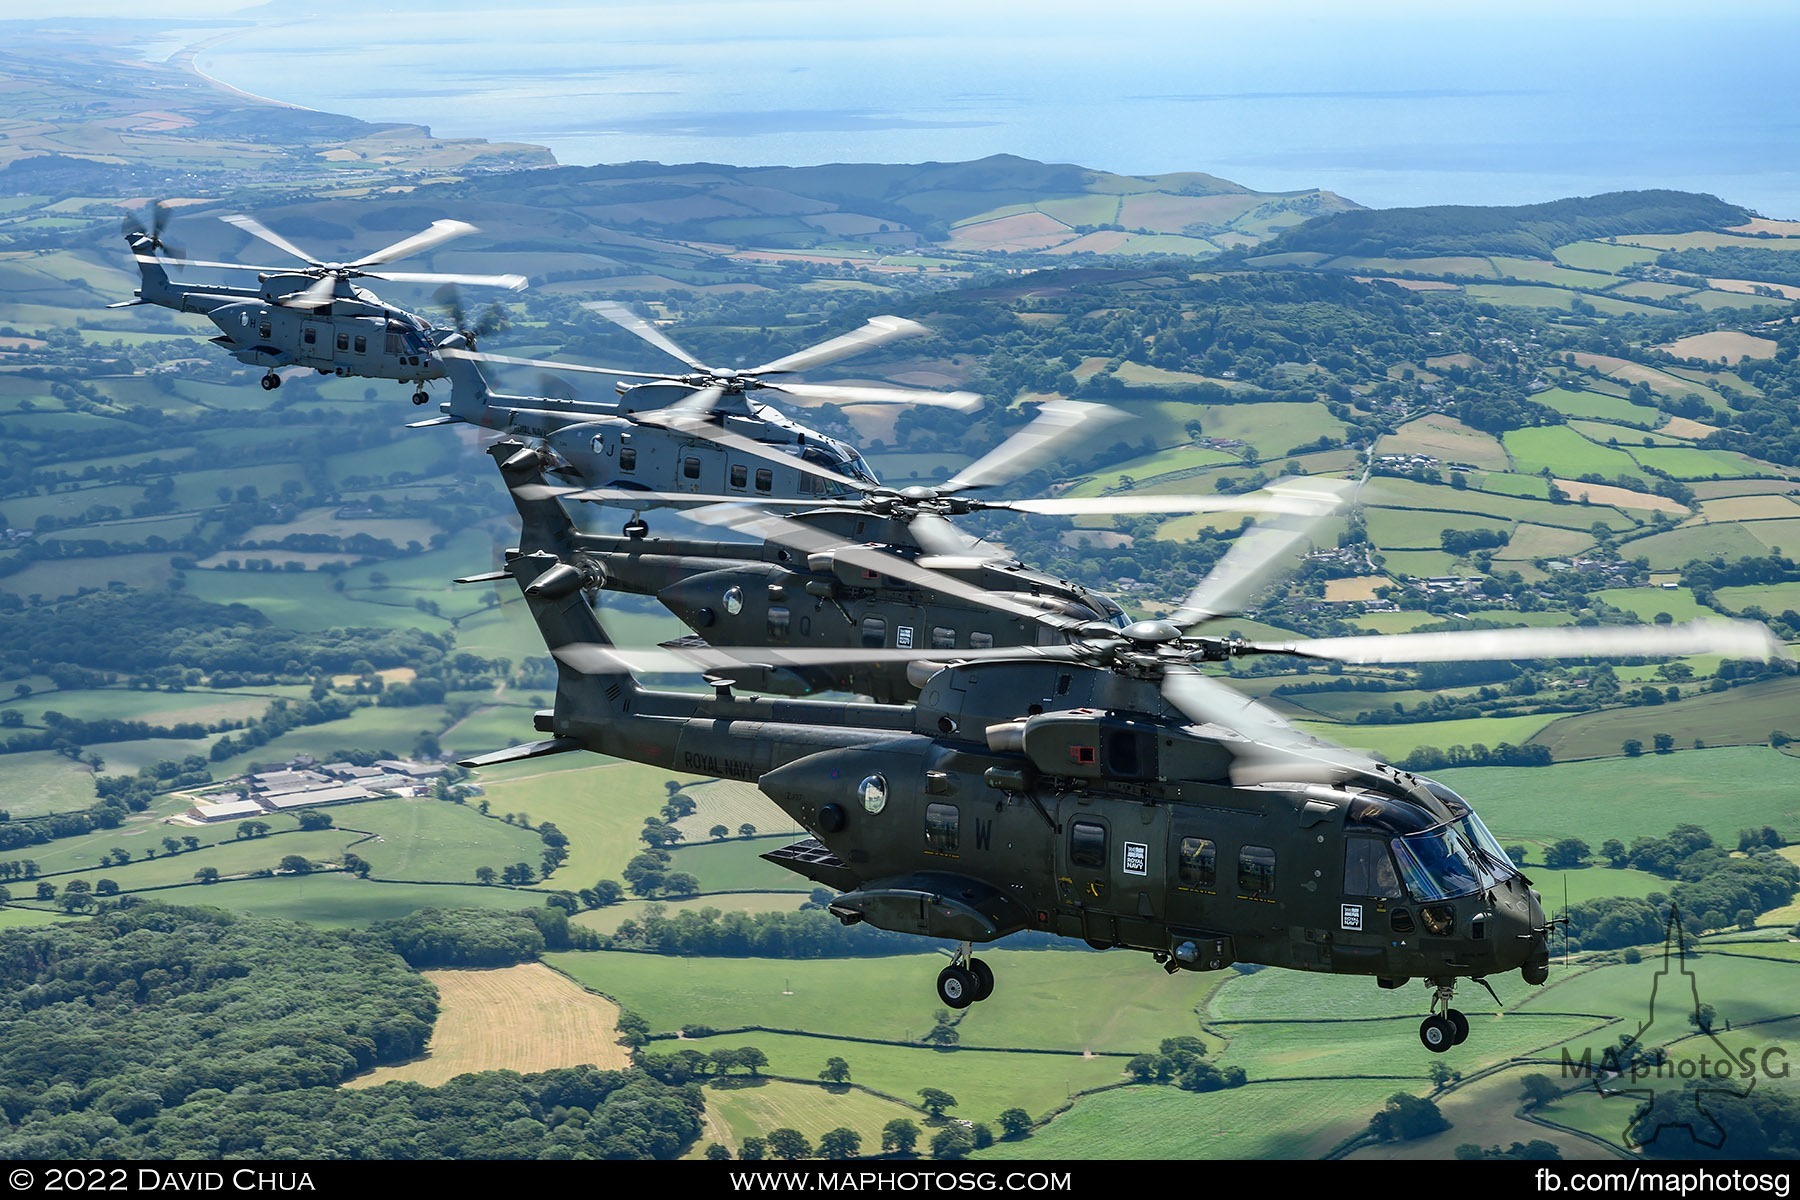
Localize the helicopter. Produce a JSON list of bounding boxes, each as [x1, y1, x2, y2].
[[422, 300, 990, 534], [462, 452, 1792, 1052], [109, 201, 526, 402], [481, 404, 1357, 702]]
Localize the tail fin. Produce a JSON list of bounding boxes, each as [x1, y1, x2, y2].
[[437, 336, 496, 424], [110, 232, 173, 308], [489, 438, 581, 560], [507, 547, 643, 734]]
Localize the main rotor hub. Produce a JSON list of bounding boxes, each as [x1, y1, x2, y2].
[[898, 486, 940, 503], [1120, 619, 1184, 646]]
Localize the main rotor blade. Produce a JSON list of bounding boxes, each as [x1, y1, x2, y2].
[[684, 507, 1079, 627], [1249, 618, 1792, 666], [1159, 665, 1309, 744], [363, 269, 528, 291], [636, 409, 874, 493], [1168, 511, 1341, 630], [585, 300, 711, 370], [219, 212, 320, 266], [767, 381, 984, 411], [606, 640, 1073, 675], [450, 349, 660, 380], [746, 315, 928, 376], [940, 400, 1129, 494], [348, 219, 478, 268], [279, 275, 340, 310], [987, 482, 1349, 520], [134, 254, 288, 273]]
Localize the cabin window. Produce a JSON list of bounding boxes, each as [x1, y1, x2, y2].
[[860, 616, 886, 648], [258, 320, 272, 339], [353, 335, 367, 354], [754, 468, 773, 492], [683, 456, 701, 480], [1177, 837, 1216, 888], [723, 587, 744, 616], [969, 632, 994, 649], [1239, 845, 1276, 897], [729, 464, 747, 489], [302, 327, 316, 346], [924, 803, 959, 853], [1344, 838, 1403, 899], [767, 606, 790, 642], [931, 626, 956, 650], [1070, 820, 1106, 870], [619, 447, 636, 472], [386, 332, 402, 353], [336, 332, 349, 351]]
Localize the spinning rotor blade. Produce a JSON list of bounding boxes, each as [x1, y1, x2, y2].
[[444, 348, 659, 381], [219, 212, 320, 266], [767, 381, 983, 411], [989, 476, 1354, 521], [1168, 499, 1348, 629], [683, 507, 1083, 627], [636, 409, 873, 493], [347, 219, 477, 269], [1247, 618, 1792, 666], [131, 255, 287, 273], [940, 400, 1129, 494], [122, 201, 184, 256], [364, 269, 528, 290], [280, 275, 340, 310], [746, 315, 929, 376], [585, 300, 710, 370], [1159, 667, 1374, 787]]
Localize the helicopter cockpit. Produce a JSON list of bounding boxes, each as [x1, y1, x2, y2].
[[1344, 784, 1521, 904]]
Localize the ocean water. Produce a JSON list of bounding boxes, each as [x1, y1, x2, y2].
[[120, 0, 1800, 216]]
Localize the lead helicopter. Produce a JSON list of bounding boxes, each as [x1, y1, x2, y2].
[[423, 300, 990, 534], [109, 201, 526, 402], [483, 403, 1355, 701], [462, 451, 1791, 1052]]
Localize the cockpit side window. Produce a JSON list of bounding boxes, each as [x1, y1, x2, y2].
[[1344, 837, 1403, 899]]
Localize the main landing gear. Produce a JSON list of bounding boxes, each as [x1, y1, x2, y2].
[[936, 941, 995, 1009], [260, 371, 281, 391], [411, 388, 429, 405], [1418, 978, 1470, 1053], [622, 516, 649, 539]]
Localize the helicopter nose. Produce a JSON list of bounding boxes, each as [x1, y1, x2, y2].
[[657, 576, 721, 627]]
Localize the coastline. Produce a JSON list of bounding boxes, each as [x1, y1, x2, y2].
[[169, 28, 320, 114]]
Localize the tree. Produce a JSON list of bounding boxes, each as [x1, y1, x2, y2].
[[998, 1107, 1032, 1139], [817, 1127, 861, 1160], [1544, 838, 1592, 870], [278, 854, 313, 874], [1623, 738, 1644, 757], [1690, 1003, 1718, 1034], [1520, 1073, 1561, 1109], [194, 866, 221, 884], [881, 1118, 920, 1155], [820, 1056, 851, 1085], [737, 823, 757, 839], [929, 1124, 975, 1160], [1368, 1092, 1450, 1142], [709, 824, 730, 841], [474, 865, 496, 885], [766, 1128, 811, 1160], [917, 1087, 957, 1118]]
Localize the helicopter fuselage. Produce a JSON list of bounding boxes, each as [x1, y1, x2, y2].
[[490, 439, 1130, 701], [485, 547, 1552, 1030], [440, 356, 879, 520]]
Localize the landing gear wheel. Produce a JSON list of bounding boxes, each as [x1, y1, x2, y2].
[[967, 957, 995, 1003], [622, 517, 648, 539], [411, 389, 429, 405], [1446, 1008, 1470, 1045], [260, 372, 280, 391], [1419, 1015, 1455, 1053], [937, 965, 976, 1009]]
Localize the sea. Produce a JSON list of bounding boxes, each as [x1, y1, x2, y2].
[[89, 0, 1800, 217]]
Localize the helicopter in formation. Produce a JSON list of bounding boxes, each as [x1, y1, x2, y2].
[[424, 300, 991, 534], [484, 397, 1356, 701], [463, 437, 1791, 1052], [111, 201, 525, 402]]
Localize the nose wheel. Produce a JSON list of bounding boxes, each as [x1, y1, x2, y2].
[[1418, 979, 1470, 1053]]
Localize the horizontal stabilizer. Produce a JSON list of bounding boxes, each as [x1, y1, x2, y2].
[[105, 299, 145, 309], [453, 569, 513, 584], [406, 415, 459, 428], [456, 736, 582, 769]]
